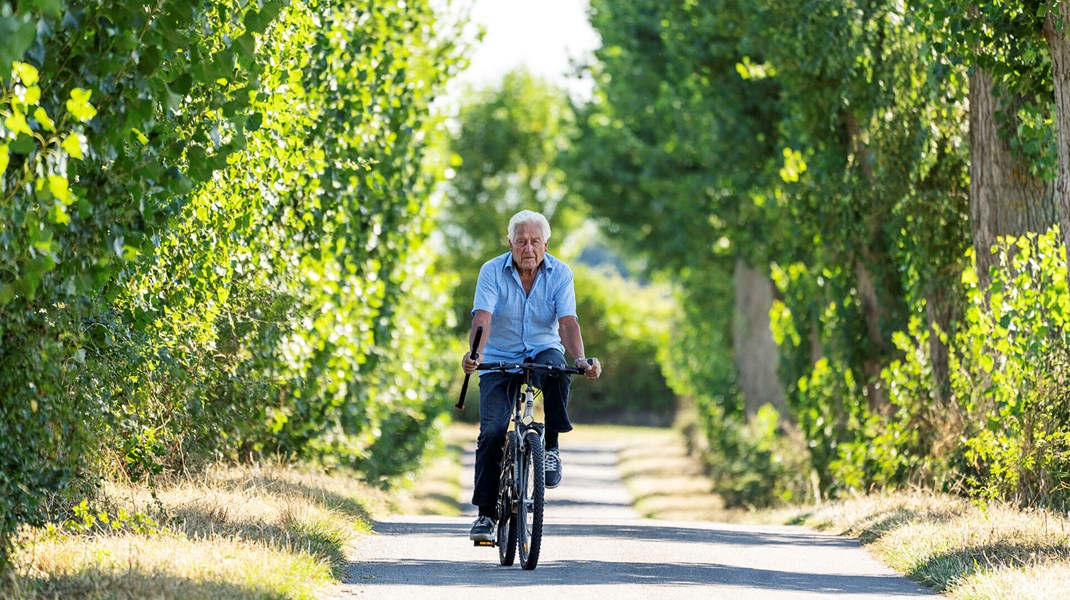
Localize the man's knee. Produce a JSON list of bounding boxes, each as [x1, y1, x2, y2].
[[535, 348, 566, 366]]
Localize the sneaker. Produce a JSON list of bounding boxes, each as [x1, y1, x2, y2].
[[545, 447, 562, 489], [469, 515, 495, 542]]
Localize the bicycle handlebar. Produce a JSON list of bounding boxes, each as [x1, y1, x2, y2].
[[475, 360, 591, 375], [456, 355, 594, 411]]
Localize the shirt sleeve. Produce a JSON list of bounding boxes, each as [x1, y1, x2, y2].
[[555, 264, 578, 319], [472, 260, 498, 316]]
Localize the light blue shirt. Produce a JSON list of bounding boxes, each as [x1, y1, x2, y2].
[[472, 251, 577, 366]]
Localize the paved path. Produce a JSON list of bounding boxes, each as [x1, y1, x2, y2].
[[329, 442, 935, 599]]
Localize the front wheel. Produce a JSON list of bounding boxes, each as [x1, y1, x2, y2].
[[518, 429, 545, 570], [498, 431, 518, 566]]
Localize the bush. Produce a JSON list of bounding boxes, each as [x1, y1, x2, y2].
[[0, 0, 463, 570], [876, 227, 1070, 509], [684, 402, 813, 509], [569, 265, 676, 424], [951, 229, 1070, 509]]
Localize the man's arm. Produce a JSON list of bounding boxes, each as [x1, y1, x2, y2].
[[462, 310, 492, 374], [559, 315, 601, 379]]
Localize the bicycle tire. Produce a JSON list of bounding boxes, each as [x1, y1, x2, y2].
[[498, 431, 518, 566], [518, 429, 545, 570]]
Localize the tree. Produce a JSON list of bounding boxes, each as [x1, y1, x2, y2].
[[438, 69, 575, 327], [574, 0, 972, 496]]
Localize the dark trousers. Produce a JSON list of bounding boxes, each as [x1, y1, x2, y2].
[[471, 348, 573, 510]]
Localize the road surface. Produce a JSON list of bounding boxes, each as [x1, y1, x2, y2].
[[330, 442, 934, 599]]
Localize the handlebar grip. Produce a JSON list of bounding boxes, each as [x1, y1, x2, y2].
[[470, 326, 484, 360], [456, 326, 484, 410]]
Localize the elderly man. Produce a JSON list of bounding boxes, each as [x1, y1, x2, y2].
[[461, 209, 602, 541]]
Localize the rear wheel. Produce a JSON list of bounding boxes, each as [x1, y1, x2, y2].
[[518, 429, 545, 570], [498, 431, 518, 566]]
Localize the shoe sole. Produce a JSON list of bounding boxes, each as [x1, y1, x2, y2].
[[470, 532, 495, 542], [546, 478, 561, 489]]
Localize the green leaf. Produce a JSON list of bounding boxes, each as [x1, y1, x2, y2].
[[13, 61, 38, 86], [33, 107, 54, 131], [0, 15, 36, 77], [4, 109, 32, 136], [234, 34, 256, 70], [0, 283, 13, 306], [0, 144, 8, 173], [980, 353, 994, 374], [169, 73, 193, 96], [66, 88, 98, 122], [9, 134, 32, 154], [28, 0, 63, 17], [62, 133, 84, 159], [21, 84, 40, 106], [50, 202, 70, 225], [48, 174, 72, 205]]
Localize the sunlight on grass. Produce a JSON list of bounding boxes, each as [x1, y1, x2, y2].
[[785, 492, 1070, 599], [573, 424, 738, 522], [5, 464, 392, 599], [13, 535, 330, 599]]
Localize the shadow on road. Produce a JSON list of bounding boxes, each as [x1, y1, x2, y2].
[[372, 519, 859, 549], [349, 555, 928, 597]]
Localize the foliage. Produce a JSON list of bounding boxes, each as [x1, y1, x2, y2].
[[688, 402, 812, 509], [0, 0, 465, 570], [569, 264, 675, 424], [868, 228, 1070, 509], [915, 0, 1057, 178], [951, 229, 1070, 509], [437, 69, 576, 331], [576, 0, 976, 507]]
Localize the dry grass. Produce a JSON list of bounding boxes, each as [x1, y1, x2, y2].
[[609, 425, 739, 521], [3, 463, 394, 599], [783, 492, 1070, 599]]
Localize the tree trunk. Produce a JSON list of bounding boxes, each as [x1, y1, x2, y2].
[[969, 68, 1058, 286], [1045, 5, 1070, 268], [732, 259, 788, 417]]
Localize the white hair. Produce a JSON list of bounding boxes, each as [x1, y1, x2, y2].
[[507, 210, 551, 243]]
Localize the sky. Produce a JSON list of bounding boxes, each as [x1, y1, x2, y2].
[[442, 0, 602, 103]]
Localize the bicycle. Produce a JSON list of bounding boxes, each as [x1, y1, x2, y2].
[[459, 358, 589, 570]]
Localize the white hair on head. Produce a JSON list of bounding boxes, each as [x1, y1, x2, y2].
[[507, 210, 551, 243]]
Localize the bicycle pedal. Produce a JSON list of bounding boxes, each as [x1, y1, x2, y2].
[[473, 540, 495, 547]]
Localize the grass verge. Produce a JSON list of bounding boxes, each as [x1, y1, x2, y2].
[[781, 493, 1070, 599], [3, 464, 395, 599], [595, 425, 738, 521], [389, 425, 468, 517]]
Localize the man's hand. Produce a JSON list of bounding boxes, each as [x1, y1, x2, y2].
[[462, 352, 481, 375], [574, 357, 602, 379]]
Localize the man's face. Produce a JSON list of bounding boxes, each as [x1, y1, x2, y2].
[[510, 221, 546, 272]]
